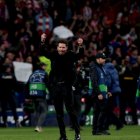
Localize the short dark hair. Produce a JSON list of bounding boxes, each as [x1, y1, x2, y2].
[[57, 39, 68, 47], [36, 62, 47, 70]]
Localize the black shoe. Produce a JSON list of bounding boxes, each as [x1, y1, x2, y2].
[[2, 123, 8, 127], [116, 124, 123, 130], [93, 131, 103, 135], [59, 136, 68, 140], [102, 130, 110, 135], [20, 121, 26, 127], [74, 134, 81, 140], [92, 130, 97, 135]]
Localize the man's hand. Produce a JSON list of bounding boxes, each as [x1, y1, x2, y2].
[[72, 86, 76, 91], [41, 33, 47, 43], [98, 94, 103, 100], [25, 99, 32, 103], [108, 92, 112, 97]]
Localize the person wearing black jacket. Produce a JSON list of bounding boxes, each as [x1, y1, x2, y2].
[[89, 52, 110, 135], [40, 33, 81, 140], [69, 59, 85, 130], [0, 63, 20, 127]]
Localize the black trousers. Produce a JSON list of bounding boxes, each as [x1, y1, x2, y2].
[[0, 94, 18, 124], [52, 83, 80, 137], [104, 93, 122, 129], [73, 93, 81, 117], [92, 98, 108, 132], [69, 93, 81, 127]]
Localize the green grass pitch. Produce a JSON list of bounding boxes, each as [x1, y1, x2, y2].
[[0, 125, 140, 140]]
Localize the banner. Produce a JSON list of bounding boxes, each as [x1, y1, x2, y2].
[[13, 61, 33, 82]]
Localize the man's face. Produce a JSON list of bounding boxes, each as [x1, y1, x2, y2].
[[41, 33, 47, 42], [100, 58, 106, 64], [97, 58, 106, 64], [77, 38, 83, 46], [57, 43, 68, 55]]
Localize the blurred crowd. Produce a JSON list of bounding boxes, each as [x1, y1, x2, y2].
[[0, 0, 140, 126]]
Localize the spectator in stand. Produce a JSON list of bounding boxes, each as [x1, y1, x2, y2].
[[0, 0, 9, 28], [35, 7, 53, 37], [89, 13, 100, 33], [72, 37, 85, 59], [82, 0, 92, 21]]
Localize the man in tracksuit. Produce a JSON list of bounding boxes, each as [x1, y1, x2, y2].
[[89, 52, 110, 135]]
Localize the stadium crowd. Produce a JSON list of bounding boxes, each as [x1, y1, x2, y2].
[[0, 0, 140, 130]]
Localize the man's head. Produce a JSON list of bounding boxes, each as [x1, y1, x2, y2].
[[41, 33, 47, 43], [39, 62, 47, 70], [57, 39, 68, 55], [77, 37, 83, 46], [95, 52, 106, 64]]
